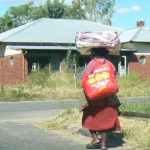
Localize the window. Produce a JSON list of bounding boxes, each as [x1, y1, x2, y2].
[[139, 55, 147, 64], [10, 56, 14, 65]]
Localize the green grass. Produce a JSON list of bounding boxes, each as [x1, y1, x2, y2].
[[43, 108, 81, 130], [0, 71, 82, 101], [117, 73, 150, 97], [120, 103, 150, 114], [0, 71, 150, 102], [42, 108, 150, 149], [121, 117, 150, 148]]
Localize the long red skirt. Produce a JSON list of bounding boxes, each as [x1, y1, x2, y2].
[[82, 103, 121, 131]]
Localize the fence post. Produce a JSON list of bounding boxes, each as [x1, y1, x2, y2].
[[49, 63, 51, 76], [0, 44, 5, 95], [74, 63, 77, 88], [59, 62, 62, 74]]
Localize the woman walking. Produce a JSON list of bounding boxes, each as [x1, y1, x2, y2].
[[81, 48, 121, 150]]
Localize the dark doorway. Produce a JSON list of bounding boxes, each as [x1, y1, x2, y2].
[[27, 50, 66, 73]]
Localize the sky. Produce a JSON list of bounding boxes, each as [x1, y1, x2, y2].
[[112, 0, 150, 29], [0, 0, 149, 30]]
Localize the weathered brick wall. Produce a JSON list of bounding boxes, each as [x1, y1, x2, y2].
[[0, 53, 28, 84], [128, 54, 150, 78]]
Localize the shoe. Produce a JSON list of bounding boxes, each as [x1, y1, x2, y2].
[[86, 142, 100, 149], [112, 129, 122, 134], [101, 148, 107, 150]]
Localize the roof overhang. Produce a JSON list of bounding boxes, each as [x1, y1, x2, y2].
[[7, 45, 77, 51], [121, 48, 137, 52], [121, 41, 150, 44]]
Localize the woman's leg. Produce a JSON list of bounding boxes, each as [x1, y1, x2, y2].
[[100, 131, 108, 149], [89, 130, 99, 143], [86, 130, 100, 149]]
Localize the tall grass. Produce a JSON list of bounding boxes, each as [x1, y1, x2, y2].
[[0, 70, 82, 101], [44, 108, 81, 130], [27, 70, 78, 89], [120, 117, 150, 148], [0, 71, 150, 102], [120, 103, 150, 113], [117, 72, 150, 97]]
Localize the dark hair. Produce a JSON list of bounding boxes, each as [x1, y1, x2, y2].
[[91, 48, 108, 58]]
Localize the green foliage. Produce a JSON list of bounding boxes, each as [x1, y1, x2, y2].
[[0, 0, 115, 32], [43, 0, 65, 18], [0, 85, 5, 96], [0, 85, 32, 102], [63, 2, 86, 19], [82, 0, 115, 24], [27, 69, 77, 89], [0, 15, 14, 31], [29, 6, 45, 20], [27, 69, 50, 88], [63, 49, 80, 73], [9, 86, 32, 101], [117, 72, 150, 97], [118, 72, 141, 87], [0, 1, 34, 32], [120, 103, 150, 114], [1, 70, 150, 102]]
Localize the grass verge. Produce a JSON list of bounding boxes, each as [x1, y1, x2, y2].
[[41, 108, 150, 149], [120, 103, 150, 114]]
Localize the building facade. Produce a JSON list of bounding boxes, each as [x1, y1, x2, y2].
[[0, 18, 123, 84]]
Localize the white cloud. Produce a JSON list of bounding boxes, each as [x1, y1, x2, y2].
[[116, 5, 142, 14], [116, 8, 130, 14], [131, 5, 141, 11]]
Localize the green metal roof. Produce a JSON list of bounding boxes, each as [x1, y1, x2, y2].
[[0, 18, 123, 44]]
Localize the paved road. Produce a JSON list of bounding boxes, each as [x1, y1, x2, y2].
[[0, 99, 145, 150], [0, 100, 86, 150], [0, 122, 87, 150]]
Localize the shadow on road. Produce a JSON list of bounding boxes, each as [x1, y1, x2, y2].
[[107, 132, 125, 148]]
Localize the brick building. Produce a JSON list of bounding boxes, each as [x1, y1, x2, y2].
[[0, 18, 123, 84], [119, 21, 150, 77]]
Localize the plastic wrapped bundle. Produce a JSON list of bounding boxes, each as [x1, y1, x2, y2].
[[75, 31, 121, 55]]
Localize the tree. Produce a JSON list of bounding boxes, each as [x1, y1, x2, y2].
[[0, 0, 115, 32], [30, 6, 45, 20], [0, 1, 35, 32], [0, 1, 46, 32], [82, 0, 115, 25], [42, 0, 65, 18], [63, 1, 86, 19], [0, 15, 13, 32], [5, 1, 34, 26]]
